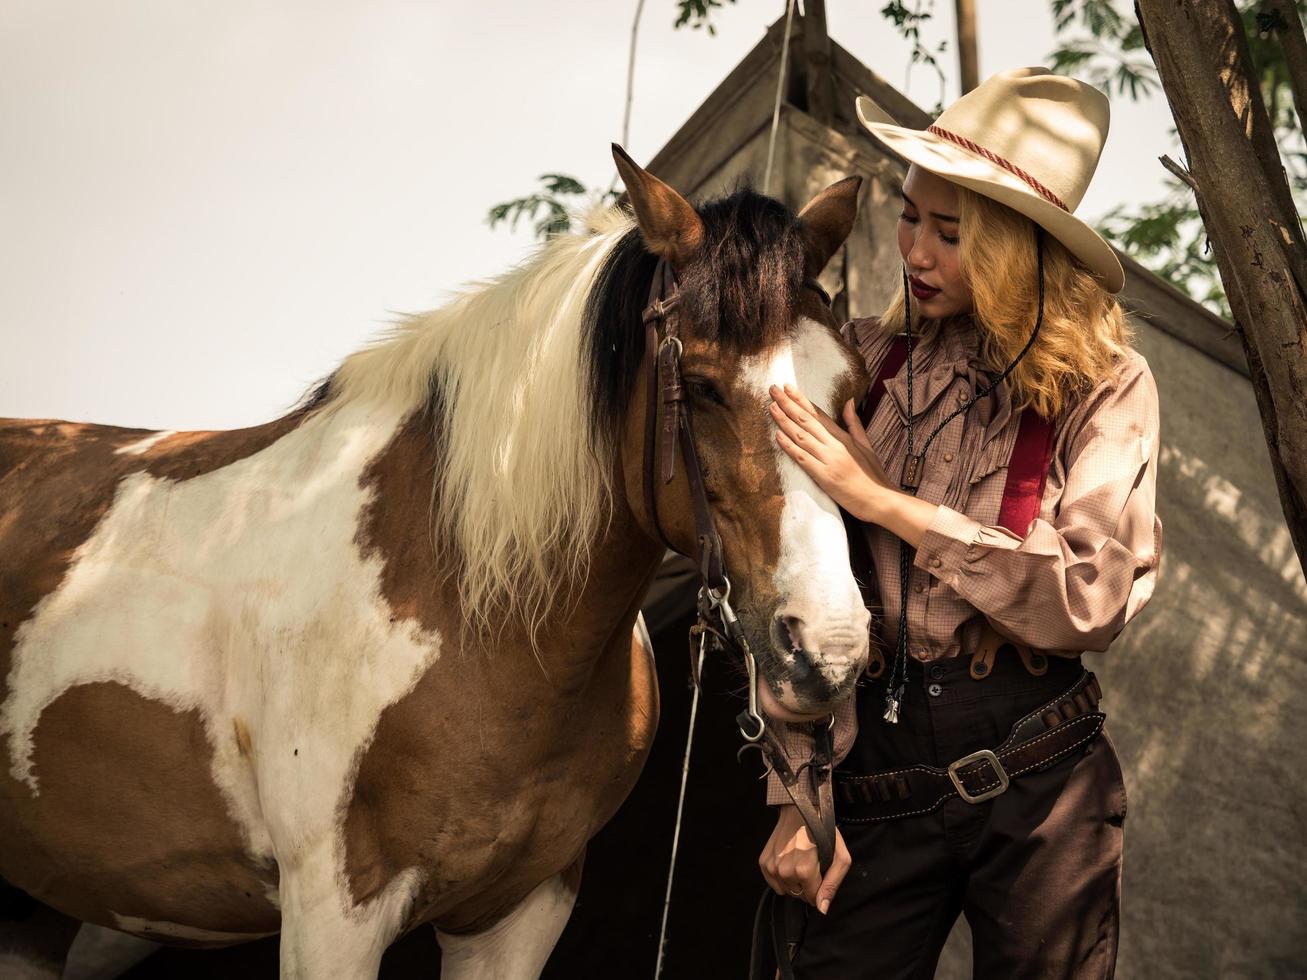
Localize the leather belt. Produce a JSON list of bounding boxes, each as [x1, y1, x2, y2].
[[834, 670, 1104, 822]]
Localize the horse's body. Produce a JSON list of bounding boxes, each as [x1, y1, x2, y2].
[[0, 402, 658, 974], [0, 151, 869, 977]]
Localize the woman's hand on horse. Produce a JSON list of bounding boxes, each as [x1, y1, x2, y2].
[[768, 383, 892, 519], [759, 803, 851, 914]]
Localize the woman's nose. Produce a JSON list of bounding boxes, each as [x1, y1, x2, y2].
[[908, 236, 935, 270]]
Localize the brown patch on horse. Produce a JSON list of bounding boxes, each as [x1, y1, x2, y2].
[[233, 719, 253, 759], [352, 408, 450, 633], [343, 410, 662, 934], [0, 681, 278, 938], [141, 415, 306, 482]]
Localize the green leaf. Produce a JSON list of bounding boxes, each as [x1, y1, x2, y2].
[[486, 172, 602, 240], [540, 174, 587, 196], [674, 0, 735, 33]]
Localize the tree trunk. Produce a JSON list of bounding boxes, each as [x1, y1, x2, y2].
[[1265, 0, 1307, 133], [1135, 0, 1307, 574], [954, 0, 979, 93]]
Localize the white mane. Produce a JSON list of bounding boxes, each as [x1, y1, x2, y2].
[[329, 206, 638, 644]]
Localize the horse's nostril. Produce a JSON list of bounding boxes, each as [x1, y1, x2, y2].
[[780, 615, 805, 653]]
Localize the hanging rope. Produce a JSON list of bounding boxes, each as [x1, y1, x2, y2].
[[623, 0, 647, 149], [763, 0, 799, 196], [654, 642, 706, 980], [609, 0, 649, 196]]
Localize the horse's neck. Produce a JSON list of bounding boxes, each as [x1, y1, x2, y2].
[[355, 404, 662, 691]]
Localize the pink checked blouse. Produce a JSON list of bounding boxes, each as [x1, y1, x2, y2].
[[765, 313, 1163, 804]]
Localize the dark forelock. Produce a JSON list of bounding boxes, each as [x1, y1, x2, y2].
[[585, 186, 806, 433]]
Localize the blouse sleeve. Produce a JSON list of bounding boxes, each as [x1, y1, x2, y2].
[[763, 693, 859, 806], [912, 351, 1163, 653]]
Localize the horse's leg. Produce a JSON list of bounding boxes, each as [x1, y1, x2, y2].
[[277, 848, 421, 980], [0, 892, 80, 980], [435, 856, 583, 980], [65, 923, 160, 980]]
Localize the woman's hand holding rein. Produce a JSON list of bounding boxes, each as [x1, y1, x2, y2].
[[759, 804, 852, 915], [769, 384, 940, 549]]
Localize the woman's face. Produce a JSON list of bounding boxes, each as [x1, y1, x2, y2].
[[896, 164, 974, 317]]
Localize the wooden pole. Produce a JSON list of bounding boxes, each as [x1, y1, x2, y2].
[[801, 0, 834, 125], [954, 0, 979, 94]]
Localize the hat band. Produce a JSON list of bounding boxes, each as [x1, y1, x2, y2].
[[926, 125, 1070, 213]]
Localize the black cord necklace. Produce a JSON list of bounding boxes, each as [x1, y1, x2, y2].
[[882, 226, 1046, 724]]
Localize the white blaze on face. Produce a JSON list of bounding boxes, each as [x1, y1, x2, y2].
[[741, 318, 870, 693]]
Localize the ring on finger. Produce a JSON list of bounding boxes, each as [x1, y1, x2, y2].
[[788, 886, 803, 896]]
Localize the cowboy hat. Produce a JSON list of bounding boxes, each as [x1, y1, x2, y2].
[[856, 66, 1125, 294]]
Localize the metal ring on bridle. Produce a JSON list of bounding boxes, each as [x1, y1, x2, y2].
[[658, 335, 683, 360], [705, 575, 731, 610]]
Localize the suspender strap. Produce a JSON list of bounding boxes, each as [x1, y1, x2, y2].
[[858, 335, 909, 426], [855, 332, 1055, 536], [997, 408, 1055, 536]]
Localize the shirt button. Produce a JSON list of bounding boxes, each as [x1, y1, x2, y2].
[[930, 665, 946, 680], [914, 584, 925, 594], [930, 558, 942, 568], [928, 682, 943, 697], [944, 452, 954, 462], [958, 391, 970, 404]]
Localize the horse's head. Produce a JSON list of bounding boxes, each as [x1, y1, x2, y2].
[[605, 147, 872, 721]]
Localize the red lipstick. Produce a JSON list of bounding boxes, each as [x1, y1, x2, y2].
[[909, 276, 940, 300]]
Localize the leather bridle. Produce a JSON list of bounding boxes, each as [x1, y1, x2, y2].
[[638, 257, 839, 875]]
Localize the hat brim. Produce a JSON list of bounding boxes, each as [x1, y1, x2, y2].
[[855, 96, 1124, 294]]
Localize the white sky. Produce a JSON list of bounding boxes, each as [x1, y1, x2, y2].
[[1, 0, 1180, 430]]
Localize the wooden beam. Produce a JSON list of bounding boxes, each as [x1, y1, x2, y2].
[[801, 1, 834, 126], [954, 0, 979, 93]]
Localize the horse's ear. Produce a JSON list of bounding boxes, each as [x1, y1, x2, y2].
[[612, 144, 705, 266], [797, 175, 863, 279]]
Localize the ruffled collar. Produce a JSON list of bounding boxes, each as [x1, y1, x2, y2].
[[883, 314, 1014, 446]]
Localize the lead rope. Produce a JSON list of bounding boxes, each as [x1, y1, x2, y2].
[[882, 227, 1046, 723], [654, 641, 706, 980]]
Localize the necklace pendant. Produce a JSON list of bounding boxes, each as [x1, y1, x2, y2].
[[882, 685, 904, 724], [902, 453, 923, 491]]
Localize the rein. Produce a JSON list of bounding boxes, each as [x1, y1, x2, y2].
[[638, 258, 840, 875]]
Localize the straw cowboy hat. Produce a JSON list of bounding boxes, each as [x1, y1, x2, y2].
[[856, 66, 1125, 294]]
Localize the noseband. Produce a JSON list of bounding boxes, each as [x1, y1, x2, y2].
[[639, 257, 839, 875]]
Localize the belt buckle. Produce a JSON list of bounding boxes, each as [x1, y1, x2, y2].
[[947, 749, 1009, 803]]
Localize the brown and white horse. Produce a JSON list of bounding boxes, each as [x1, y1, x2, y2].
[[0, 148, 869, 978]]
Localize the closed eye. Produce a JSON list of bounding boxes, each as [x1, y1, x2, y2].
[[685, 377, 727, 407], [897, 212, 959, 245]]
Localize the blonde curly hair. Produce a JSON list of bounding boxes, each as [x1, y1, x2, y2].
[[875, 182, 1133, 419]]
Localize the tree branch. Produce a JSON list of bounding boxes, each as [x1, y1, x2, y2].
[[1265, 0, 1307, 134], [1160, 153, 1200, 193]]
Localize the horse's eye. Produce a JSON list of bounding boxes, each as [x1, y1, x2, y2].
[[686, 377, 726, 407]]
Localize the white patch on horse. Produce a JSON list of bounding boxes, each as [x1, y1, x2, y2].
[[114, 430, 175, 455], [110, 913, 277, 944], [1, 400, 439, 948], [435, 872, 578, 980], [741, 318, 870, 690]]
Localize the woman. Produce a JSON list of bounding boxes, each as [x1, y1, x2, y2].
[[757, 67, 1161, 978]]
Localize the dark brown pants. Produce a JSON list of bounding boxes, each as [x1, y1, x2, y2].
[[784, 651, 1127, 980]]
